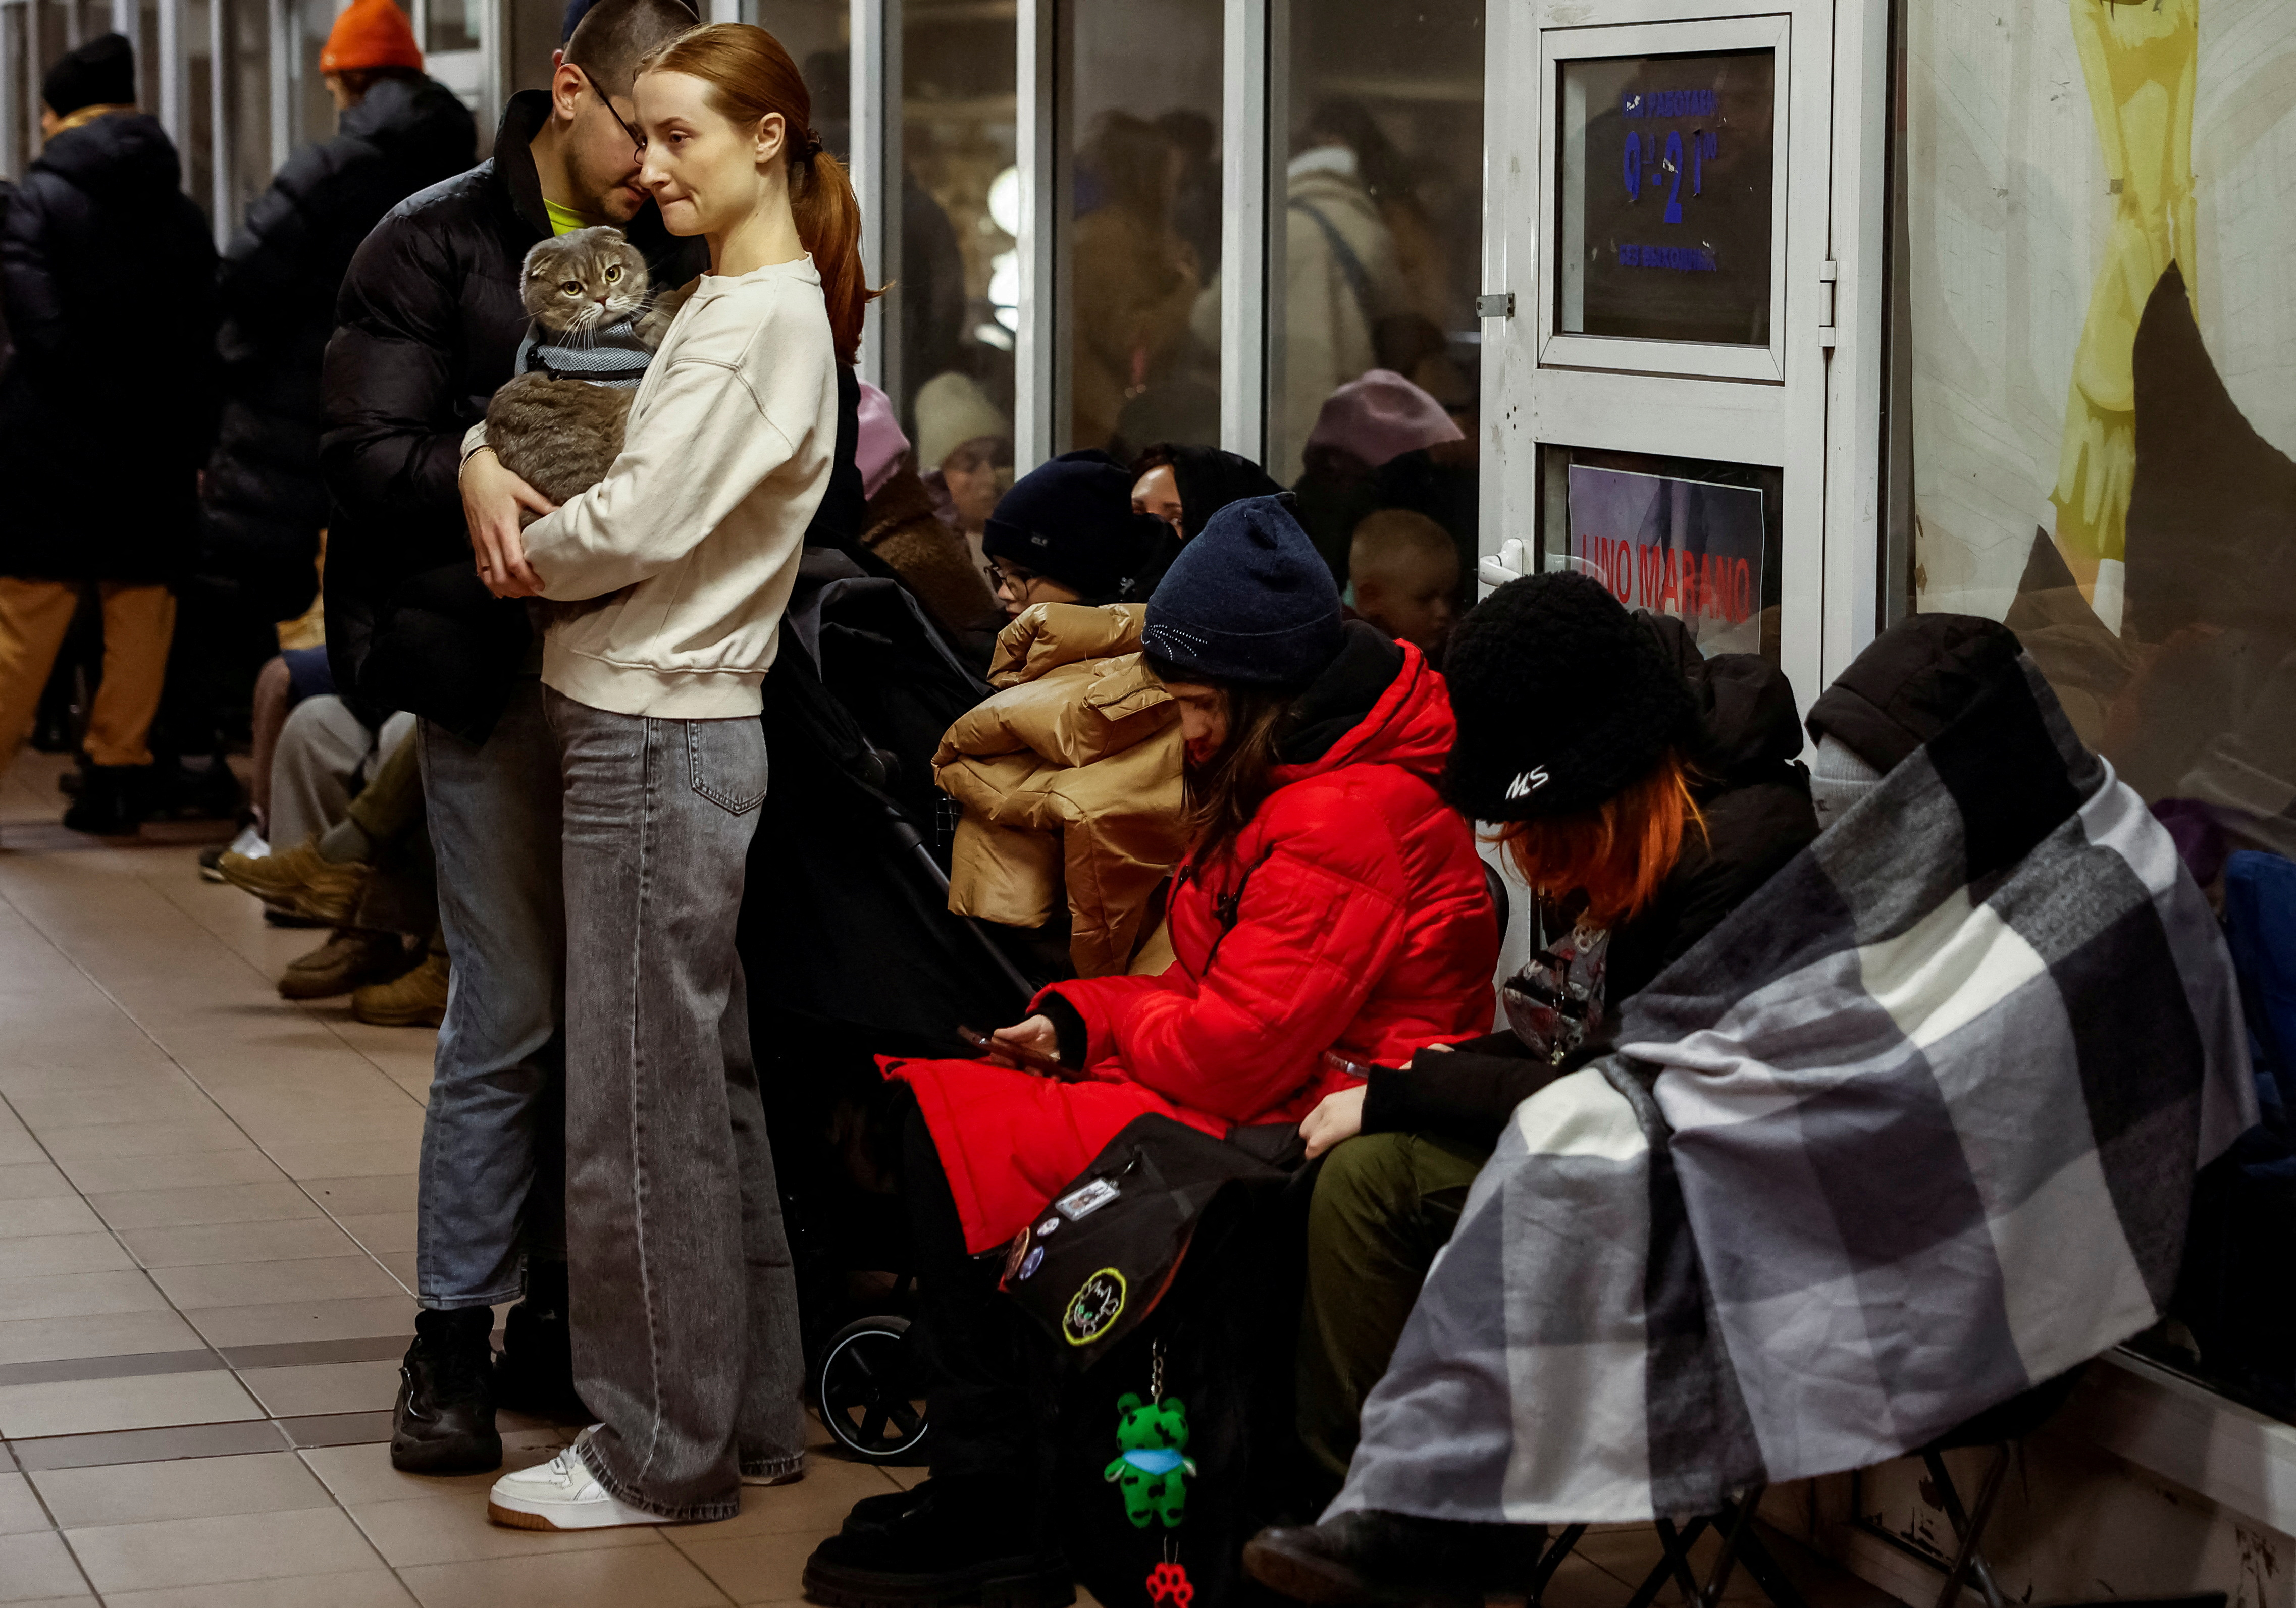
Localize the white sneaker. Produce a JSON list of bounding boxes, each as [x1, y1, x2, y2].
[[486, 1431, 675, 1531]]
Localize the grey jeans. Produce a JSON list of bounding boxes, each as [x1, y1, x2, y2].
[[545, 687, 804, 1520], [415, 678, 566, 1307]]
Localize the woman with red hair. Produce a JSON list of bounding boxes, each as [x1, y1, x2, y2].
[[474, 21, 872, 1533], [1292, 570, 1819, 1500]]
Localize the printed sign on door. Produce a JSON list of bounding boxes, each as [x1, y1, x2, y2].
[[1566, 464, 1765, 657]]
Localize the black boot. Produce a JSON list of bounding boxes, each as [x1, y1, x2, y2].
[[805, 1480, 1072, 1608], [390, 1307, 501, 1474], [61, 764, 155, 836], [841, 1479, 939, 1536], [1243, 1511, 1550, 1607], [494, 1261, 585, 1419]]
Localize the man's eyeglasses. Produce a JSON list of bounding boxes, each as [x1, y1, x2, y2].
[[573, 66, 645, 158]]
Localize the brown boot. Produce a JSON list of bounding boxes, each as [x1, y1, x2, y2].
[[352, 952, 450, 1028], [218, 835, 372, 926], [279, 930, 409, 1001]]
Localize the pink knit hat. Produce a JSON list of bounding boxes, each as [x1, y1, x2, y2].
[[857, 382, 910, 499], [1302, 368, 1464, 469]]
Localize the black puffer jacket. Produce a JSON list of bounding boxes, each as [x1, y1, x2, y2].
[[203, 75, 475, 624], [1361, 614, 1818, 1147], [0, 113, 217, 583]]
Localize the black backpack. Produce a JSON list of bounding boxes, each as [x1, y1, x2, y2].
[[1013, 1120, 1319, 1608]]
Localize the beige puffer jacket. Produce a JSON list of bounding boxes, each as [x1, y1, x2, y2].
[[935, 602, 1187, 978]]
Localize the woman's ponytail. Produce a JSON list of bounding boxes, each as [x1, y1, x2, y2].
[[637, 22, 879, 364], [789, 145, 871, 365]]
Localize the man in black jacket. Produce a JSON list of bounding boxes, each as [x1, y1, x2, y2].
[[320, 0, 708, 1477], [200, 2, 475, 647], [0, 34, 217, 835]]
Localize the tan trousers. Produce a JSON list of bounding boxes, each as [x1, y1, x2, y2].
[[0, 579, 177, 774]]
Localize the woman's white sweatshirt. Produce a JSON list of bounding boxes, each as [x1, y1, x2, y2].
[[506, 253, 836, 720]]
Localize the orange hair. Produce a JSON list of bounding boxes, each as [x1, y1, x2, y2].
[[1493, 749, 1706, 926], [637, 23, 878, 365]]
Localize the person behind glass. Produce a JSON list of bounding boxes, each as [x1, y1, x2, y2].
[[1127, 441, 1283, 594], [1289, 570, 1818, 1497], [981, 448, 1167, 619], [802, 494, 1498, 1605], [466, 21, 871, 1530], [1344, 508, 1458, 661]]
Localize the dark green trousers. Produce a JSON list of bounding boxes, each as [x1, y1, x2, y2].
[[1295, 1130, 1490, 1490]]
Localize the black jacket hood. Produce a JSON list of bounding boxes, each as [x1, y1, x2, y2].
[[1169, 446, 1283, 542], [32, 112, 181, 198], [1805, 614, 2025, 775], [344, 74, 477, 172], [1278, 620, 1406, 765], [1639, 612, 1806, 789]]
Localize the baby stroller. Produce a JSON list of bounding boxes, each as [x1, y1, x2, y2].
[[739, 551, 1045, 1462]]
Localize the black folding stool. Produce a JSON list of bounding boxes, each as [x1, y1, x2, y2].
[[1519, 1368, 2098, 1608]]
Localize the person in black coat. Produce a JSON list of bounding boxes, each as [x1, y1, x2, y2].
[[319, 0, 721, 1482], [0, 34, 218, 834], [200, 5, 476, 635], [1290, 571, 1820, 1493]]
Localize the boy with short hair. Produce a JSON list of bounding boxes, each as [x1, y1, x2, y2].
[[1346, 508, 1459, 659]]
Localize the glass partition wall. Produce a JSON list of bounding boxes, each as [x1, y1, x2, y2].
[[1058, 0, 1222, 459]]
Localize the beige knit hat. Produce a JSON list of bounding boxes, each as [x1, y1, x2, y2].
[[913, 372, 1011, 471]]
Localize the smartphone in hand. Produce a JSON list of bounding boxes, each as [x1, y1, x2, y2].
[[958, 1024, 1077, 1081]]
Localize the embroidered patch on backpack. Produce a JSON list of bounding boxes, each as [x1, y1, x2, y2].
[[1063, 1267, 1128, 1346]]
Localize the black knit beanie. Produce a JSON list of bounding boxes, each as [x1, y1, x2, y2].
[[1440, 571, 1699, 820], [1141, 494, 1344, 688], [43, 33, 135, 118], [982, 450, 1163, 600]]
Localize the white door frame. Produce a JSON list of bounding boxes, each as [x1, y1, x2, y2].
[[1480, 0, 1889, 714]]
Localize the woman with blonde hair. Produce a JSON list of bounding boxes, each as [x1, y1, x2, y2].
[[468, 21, 872, 1531]]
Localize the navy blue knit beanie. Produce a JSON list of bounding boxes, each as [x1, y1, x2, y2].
[[982, 450, 1162, 600], [1141, 494, 1344, 687]]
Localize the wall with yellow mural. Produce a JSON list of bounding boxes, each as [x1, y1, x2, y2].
[[1873, 5, 2296, 1598], [1911, 0, 2293, 606], [1909, 0, 2295, 855]]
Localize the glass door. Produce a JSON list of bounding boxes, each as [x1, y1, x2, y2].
[[1483, 0, 1837, 707]]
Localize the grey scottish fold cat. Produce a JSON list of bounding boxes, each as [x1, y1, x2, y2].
[[484, 226, 693, 512]]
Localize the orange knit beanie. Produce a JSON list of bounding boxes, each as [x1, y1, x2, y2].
[[320, 0, 423, 74]]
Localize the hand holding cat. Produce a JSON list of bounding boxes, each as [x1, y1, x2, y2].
[[460, 447, 554, 598]]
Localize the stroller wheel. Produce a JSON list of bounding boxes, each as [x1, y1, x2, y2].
[[813, 1315, 929, 1462]]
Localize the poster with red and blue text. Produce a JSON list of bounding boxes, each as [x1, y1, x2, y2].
[[1566, 464, 1765, 657]]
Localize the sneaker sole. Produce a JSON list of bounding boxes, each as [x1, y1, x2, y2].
[[485, 1498, 675, 1531], [801, 1558, 1073, 1608]]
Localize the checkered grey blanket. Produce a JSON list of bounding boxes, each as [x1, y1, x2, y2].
[[1330, 657, 2255, 1523]]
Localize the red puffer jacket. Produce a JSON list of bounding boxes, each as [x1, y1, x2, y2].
[[892, 632, 1498, 1252]]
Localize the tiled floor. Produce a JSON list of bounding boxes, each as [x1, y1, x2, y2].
[[0, 748, 1902, 1608]]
